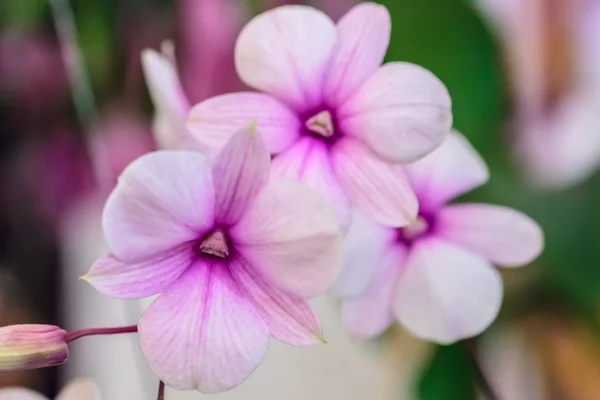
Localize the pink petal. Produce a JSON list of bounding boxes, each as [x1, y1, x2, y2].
[[0, 389, 47, 400], [393, 238, 503, 344], [331, 139, 418, 227], [211, 124, 270, 225], [230, 180, 342, 298], [270, 137, 351, 232], [324, 3, 391, 106], [84, 246, 193, 299], [341, 244, 406, 338], [437, 204, 543, 267], [234, 5, 336, 111], [230, 257, 324, 346], [56, 379, 101, 400], [338, 62, 452, 163], [187, 92, 301, 154], [103, 151, 215, 263], [138, 262, 270, 393], [141, 49, 197, 150], [330, 211, 395, 297], [405, 132, 489, 211]]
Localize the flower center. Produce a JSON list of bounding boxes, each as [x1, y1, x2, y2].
[[305, 110, 334, 138], [397, 213, 436, 245], [199, 230, 229, 259]]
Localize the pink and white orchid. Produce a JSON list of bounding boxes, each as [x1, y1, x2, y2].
[[333, 132, 543, 344], [0, 379, 99, 400], [186, 2, 452, 230], [83, 124, 342, 393]]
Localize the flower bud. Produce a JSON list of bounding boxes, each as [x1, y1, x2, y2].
[[0, 324, 68, 371]]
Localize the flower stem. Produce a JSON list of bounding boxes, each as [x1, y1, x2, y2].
[[157, 381, 165, 400], [65, 325, 138, 343], [463, 339, 500, 400]]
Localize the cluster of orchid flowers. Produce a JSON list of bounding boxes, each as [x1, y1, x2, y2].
[[0, 3, 543, 397]]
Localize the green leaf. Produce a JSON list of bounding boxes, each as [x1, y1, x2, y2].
[[415, 344, 476, 400]]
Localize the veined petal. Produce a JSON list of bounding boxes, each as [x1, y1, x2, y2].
[[330, 211, 395, 297], [235, 5, 336, 111], [393, 238, 503, 344], [138, 262, 270, 393], [437, 204, 543, 267], [187, 92, 301, 154], [141, 48, 195, 150], [332, 139, 418, 227], [103, 151, 214, 263], [84, 246, 194, 299], [341, 244, 406, 338], [230, 257, 323, 346], [56, 379, 101, 400], [405, 132, 489, 211], [0, 389, 47, 400], [230, 180, 342, 298], [270, 137, 351, 232], [324, 3, 391, 106], [212, 124, 270, 225], [338, 62, 452, 163]]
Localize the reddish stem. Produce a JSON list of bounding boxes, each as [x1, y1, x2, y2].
[[157, 381, 165, 400], [65, 325, 138, 343]]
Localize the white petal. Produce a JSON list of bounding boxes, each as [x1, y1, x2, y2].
[[56, 379, 101, 400], [230, 180, 342, 298], [341, 244, 406, 338], [270, 137, 351, 232], [211, 124, 270, 225], [187, 92, 301, 154], [235, 5, 336, 111], [324, 3, 391, 106], [0, 388, 47, 400], [138, 262, 270, 393], [338, 62, 452, 163], [393, 238, 503, 344], [230, 257, 324, 346], [332, 139, 418, 227], [330, 211, 395, 297], [103, 151, 214, 263], [405, 132, 489, 211], [437, 204, 543, 267]]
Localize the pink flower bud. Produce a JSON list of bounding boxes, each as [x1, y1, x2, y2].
[[0, 325, 68, 372]]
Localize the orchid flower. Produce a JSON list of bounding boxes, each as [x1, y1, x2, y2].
[[83, 124, 342, 393], [333, 132, 543, 344], [0, 379, 99, 400], [476, 0, 600, 189], [184, 2, 452, 231]]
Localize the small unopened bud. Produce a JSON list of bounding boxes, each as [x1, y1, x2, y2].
[[0, 324, 68, 372]]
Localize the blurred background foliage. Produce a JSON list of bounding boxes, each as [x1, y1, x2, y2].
[[2, 0, 600, 399]]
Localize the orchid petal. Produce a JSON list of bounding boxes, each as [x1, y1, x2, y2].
[[56, 379, 101, 400], [270, 137, 351, 232], [187, 92, 301, 154], [138, 262, 269, 393], [341, 244, 406, 338], [324, 3, 391, 106], [84, 246, 193, 299], [332, 139, 418, 227], [338, 62, 452, 163], [405, 132, 489, 211], [393, 238, 502, 344], [230, 257, 323, 346], [437, 204, 543, 267], [103, 151, 214, 263], [235, 5, 336, 111], [330, 211, 395, 297], [230, 180, 342, 298], [211, 124, 270, 225], [141, 49, 196, 150]]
